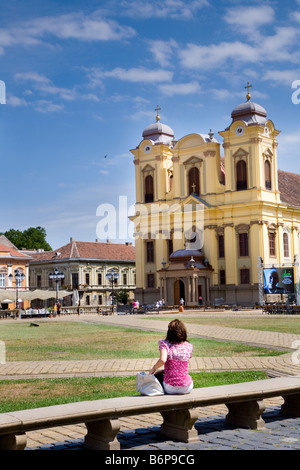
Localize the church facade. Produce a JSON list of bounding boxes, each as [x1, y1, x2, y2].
[[130, 89, 300, 307]]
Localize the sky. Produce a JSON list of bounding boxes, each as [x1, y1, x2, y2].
[[0, 0, 300, 250]]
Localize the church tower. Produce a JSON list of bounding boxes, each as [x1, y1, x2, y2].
[[130, 107, 175, 302], [130, 86, 300, 307], [219, 83, 281, 204]]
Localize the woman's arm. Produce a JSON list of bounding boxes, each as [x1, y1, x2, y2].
[[149, 348, 167, 375]]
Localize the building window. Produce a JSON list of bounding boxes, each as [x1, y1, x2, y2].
[[239, 233, 249, 257], [265, 160, 271, 190], [86, 295, 90, 305], [72, 273, 79, 289], [85, 273, 90, 285], [98, 273, 102, 285], [147, 273, 155, 288], [98, 295, 102, 305], [146, 241, 154, 262], [219, 270, 226, 285], [236, 160, 247, 190], [240, 269, 250, 284], [283, 233, 289, 258], [269, 232, 276, 257], [123, 272, 127, 285], [37, 275, 42, 288], [188, 167, 200, 195], [218, 235, 225, 258], [145, 175, 154, 203], [168, 239, 173, 258], [0, 273, 5, 287]]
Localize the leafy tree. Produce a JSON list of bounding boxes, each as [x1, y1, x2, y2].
[[1, 227, 52, 251], [116, 289, 129, 305]]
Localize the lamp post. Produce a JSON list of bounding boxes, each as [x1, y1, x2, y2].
[[8, 269, 25, 309], [49, 267, 65, 303], [106, 270, 119, 309]]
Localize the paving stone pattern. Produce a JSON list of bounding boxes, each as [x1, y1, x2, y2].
[[1, 311, 300, 451]]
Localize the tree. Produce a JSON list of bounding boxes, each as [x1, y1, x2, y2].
[[116, 289, 129, 305], [1, 227, 52, 251]]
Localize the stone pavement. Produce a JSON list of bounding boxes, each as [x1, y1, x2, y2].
[[1, 310, 300, 451]]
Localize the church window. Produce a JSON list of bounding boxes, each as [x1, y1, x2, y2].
[[188, 167, 200, 195], [147, 273, 155, 288], [145, 175, 154, 203], [219, 270, 226, 285], [236, 160, 247, 190], [239, 233, 249, 257], [265, 160, 271, 190], [146, 241, 154, 263], [168, 239, 173, 259], [283, 233, 289, 258], [240, 269, 250, 284], [218, 235, 224, 258], [269, 232, 276, 257]]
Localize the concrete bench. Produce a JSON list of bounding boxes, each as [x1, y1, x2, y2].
[[1, 376, 300, 450]]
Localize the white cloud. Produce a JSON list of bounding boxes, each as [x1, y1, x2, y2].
[[179, 24, 300, 71], [14, 72, 100, 103], [7, 95, 28, 107], [34, 100, 64, 113], [159, 81, 201, 96], [225, 5, 275, 34], [262, 69, 300, 86], [119, 0, 209, 19], [88, 67, 173, 85], [0, 11, 136, 52], [148, 39, 178, 67]]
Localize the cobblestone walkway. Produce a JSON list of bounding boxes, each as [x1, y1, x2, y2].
[[1, 311, 300, 451]]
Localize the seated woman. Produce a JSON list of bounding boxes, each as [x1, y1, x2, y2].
[[149, 319, 193, 395]]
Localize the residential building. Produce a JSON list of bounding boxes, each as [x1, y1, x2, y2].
[[0, 235, 31, 309], [29, 238, 136, 306]]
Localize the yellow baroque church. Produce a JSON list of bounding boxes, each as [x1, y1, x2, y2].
[[130, 88, 300, 307]]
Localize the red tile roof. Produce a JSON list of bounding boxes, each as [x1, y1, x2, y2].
[[0, 243, 30, 259], [278, 170, 300, 208], [30, 240, 135, 262]]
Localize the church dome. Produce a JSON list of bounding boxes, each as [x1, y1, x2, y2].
[[142, 106, 174, 145], [231, 100, 267, 126], [228, 83, 267, 128], [143, 120, 174, 145]]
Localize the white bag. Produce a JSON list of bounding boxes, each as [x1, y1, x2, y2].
[[136, 371, 164, 396]]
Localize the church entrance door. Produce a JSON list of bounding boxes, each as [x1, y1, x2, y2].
[[174, 280, 185, 305]]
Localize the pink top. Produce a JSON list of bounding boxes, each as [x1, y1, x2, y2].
[[159, 339, 193, 387]]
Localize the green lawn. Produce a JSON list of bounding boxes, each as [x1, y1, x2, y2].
[[0, 321, 283, 361], [0, 370, 267, 413]]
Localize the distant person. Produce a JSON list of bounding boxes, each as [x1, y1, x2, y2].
[[149, 319, 193, 395]]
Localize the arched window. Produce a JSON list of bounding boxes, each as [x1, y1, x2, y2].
[[283, 232, 289, 258], [144, 175, 154, 203], [236, 160, 247, 191], [265, 160, 271, 190], [188, 167, 200, 195]]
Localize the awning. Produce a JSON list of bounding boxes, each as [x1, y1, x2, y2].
[[0, 289, 73, 302]]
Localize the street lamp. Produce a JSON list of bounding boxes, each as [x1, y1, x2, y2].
[[106, 269, 119, 306], [8, 269, 25, 309], [49, 267, 65, 303]]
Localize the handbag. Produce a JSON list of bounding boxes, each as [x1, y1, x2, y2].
[[136, 371, 164, 396]]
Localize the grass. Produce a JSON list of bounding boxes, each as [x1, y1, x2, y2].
[[0, 321, 283, 361], [0, 370, 267, 413], [147, 315, 300, 334]]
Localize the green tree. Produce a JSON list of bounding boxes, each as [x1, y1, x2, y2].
[[2, 227, 52, 251], [116, 289, 129, 305]]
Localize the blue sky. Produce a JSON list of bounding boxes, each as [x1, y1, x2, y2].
[[1, 0, 300, 250]]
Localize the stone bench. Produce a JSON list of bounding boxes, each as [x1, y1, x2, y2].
[[1, 376, 300, 450]]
